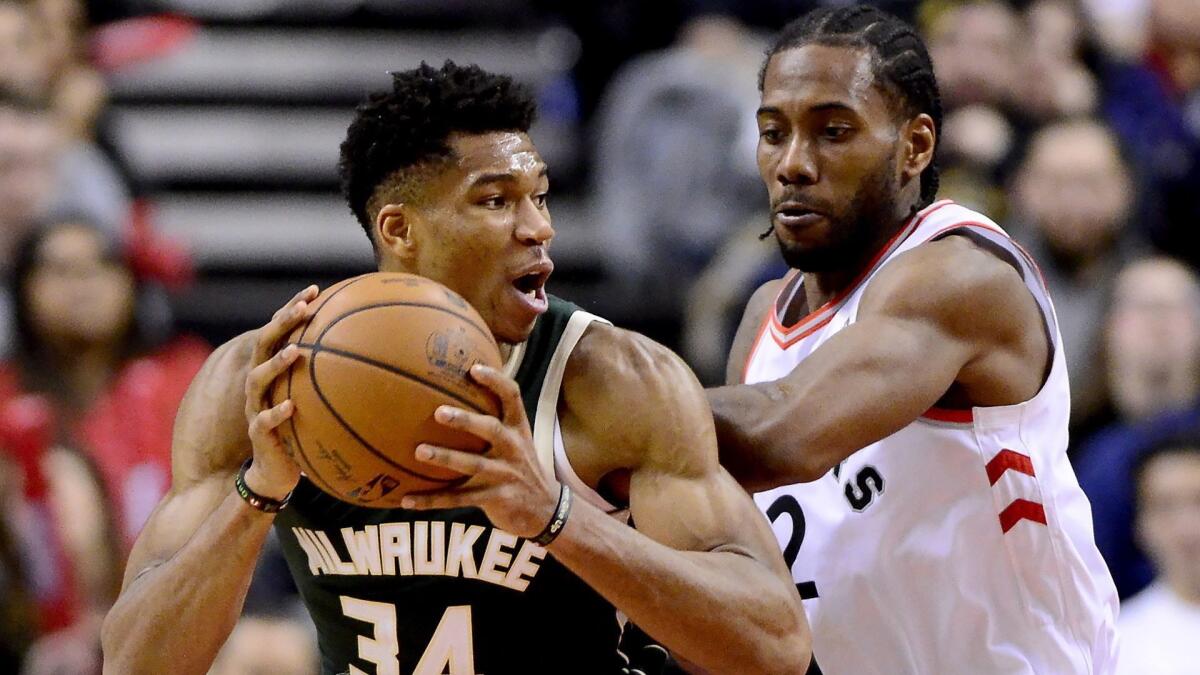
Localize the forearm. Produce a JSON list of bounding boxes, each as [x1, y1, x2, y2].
[[101, 490, 273, 675], [708, 383, 805, 491], [547, 499, 810, 674]]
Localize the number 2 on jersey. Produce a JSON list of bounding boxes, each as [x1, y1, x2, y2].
[[340, 596, 476, 675], [765, 495, 819, 600]]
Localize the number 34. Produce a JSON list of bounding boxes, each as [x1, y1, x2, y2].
[[341, 596, 476, 675]]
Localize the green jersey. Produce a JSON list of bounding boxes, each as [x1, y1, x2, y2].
[[274, 296, 623, 675]]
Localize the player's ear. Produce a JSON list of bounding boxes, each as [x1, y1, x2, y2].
[[376, 203, 417, 261], [902, 113, 936, 183]]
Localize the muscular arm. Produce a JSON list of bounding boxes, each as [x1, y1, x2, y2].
[[709, 236, 1049, 491], [102, 288, 315, 675], [101, 334, 261, 674], [550, 325, 810, 674]]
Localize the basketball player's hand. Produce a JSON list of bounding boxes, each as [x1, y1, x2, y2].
[[403, 364, 559, 538], [243, 285, 319, 501]]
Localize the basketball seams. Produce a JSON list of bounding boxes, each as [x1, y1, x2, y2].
[[297, 342, 489, 415], [295, 274, 372, 345], [304, 348, 467, 485], [284, 277, 497, 503], [316, 300, 494, 344], [283, 274, 373, 499], [283, 348, 351, 499]]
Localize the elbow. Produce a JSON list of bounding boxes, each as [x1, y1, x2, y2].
[[752, 596, 812, 675], [734, 621, 811, 675], [771, 630, 813, 675], [728, 571, 812, 674], [751, 427, 834, 488]]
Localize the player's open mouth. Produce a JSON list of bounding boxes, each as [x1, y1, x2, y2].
[[509, 264, 552, 315]]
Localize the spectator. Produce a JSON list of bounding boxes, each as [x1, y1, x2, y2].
[[1102, 0, 1200, 267], [1116, 437, 1200, 675], [590, 13, 764, 319], [0, 216, 208, 548], [1104, 258, 1200, 427], [1020, 0, 1099, 121], [0, 89, 135, 355], [1075, 257, 1200, 598], [0, 87, 129, 245], [924, 0, 1021, 112], [0, 1, 54, 102], [34, 0, 108, 141], [0, 93, 61, 270], [682, 215, 783, 384], [1007, 118, 1141, 432], [0, 216, 205, 669]]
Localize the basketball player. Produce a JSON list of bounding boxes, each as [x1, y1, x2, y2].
[[101, 62, 809, 674], [705, 7, 1119, 674]]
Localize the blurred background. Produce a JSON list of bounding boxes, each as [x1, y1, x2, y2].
[[0, 0, 1197, 673]]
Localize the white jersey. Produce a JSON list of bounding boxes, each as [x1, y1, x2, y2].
[[745, 201, 1119, 674]]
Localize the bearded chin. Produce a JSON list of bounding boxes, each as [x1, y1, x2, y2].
[[775, 232, 863, 272], [773, 156, 901, 273]]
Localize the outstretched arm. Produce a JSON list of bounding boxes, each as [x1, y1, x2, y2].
[[405, 325, 810, 674], [709, 236, 1049, 491], [101, 287, 316, 675]]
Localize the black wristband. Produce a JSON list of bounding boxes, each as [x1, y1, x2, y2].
[[234, 459, 291, 513], [531, 484, 572, 547]]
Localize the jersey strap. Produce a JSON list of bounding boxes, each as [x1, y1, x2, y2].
[[531, 310, 610, 476], [766, 200, 954, 348]]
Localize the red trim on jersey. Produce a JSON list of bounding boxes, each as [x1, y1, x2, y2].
[[986, 449, 1036, 485], [922, 406, 974, 424], [766, 200, 955, 348], [999, 499, 1047, 533]]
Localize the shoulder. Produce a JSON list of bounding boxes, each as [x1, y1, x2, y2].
[[725, 278, 786, 384], [565, 323, 700, 407], [562, 323, 715, 472], [745, 278, 785, 321], [860, 234, 1038, 341]]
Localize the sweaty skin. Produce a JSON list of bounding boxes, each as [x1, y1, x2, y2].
[[102, 131, 810, 674]]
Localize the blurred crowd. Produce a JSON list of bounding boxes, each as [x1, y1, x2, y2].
[[0, 0, 1197, 673]]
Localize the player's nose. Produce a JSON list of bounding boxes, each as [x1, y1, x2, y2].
[[515, 198, 554, 246], [777, 135, 818, 186]]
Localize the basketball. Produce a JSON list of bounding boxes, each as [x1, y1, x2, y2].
[[270, 272, 502, 508]]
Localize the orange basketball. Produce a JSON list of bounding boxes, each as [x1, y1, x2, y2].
[[270, 272, 502, 508]]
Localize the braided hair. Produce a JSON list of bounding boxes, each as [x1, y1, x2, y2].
[[761, 6, 943, 207]]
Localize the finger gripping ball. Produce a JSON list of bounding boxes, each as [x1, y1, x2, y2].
[[270, 273, 502, 508]]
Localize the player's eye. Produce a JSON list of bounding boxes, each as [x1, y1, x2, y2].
[[480, 196, 506, 209], [760, 127, 784, 144], [534, 192, 549, 209], [822, 125, 853, 141]]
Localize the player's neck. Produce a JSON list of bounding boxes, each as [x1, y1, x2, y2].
[[803, 200, 920, 312]]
